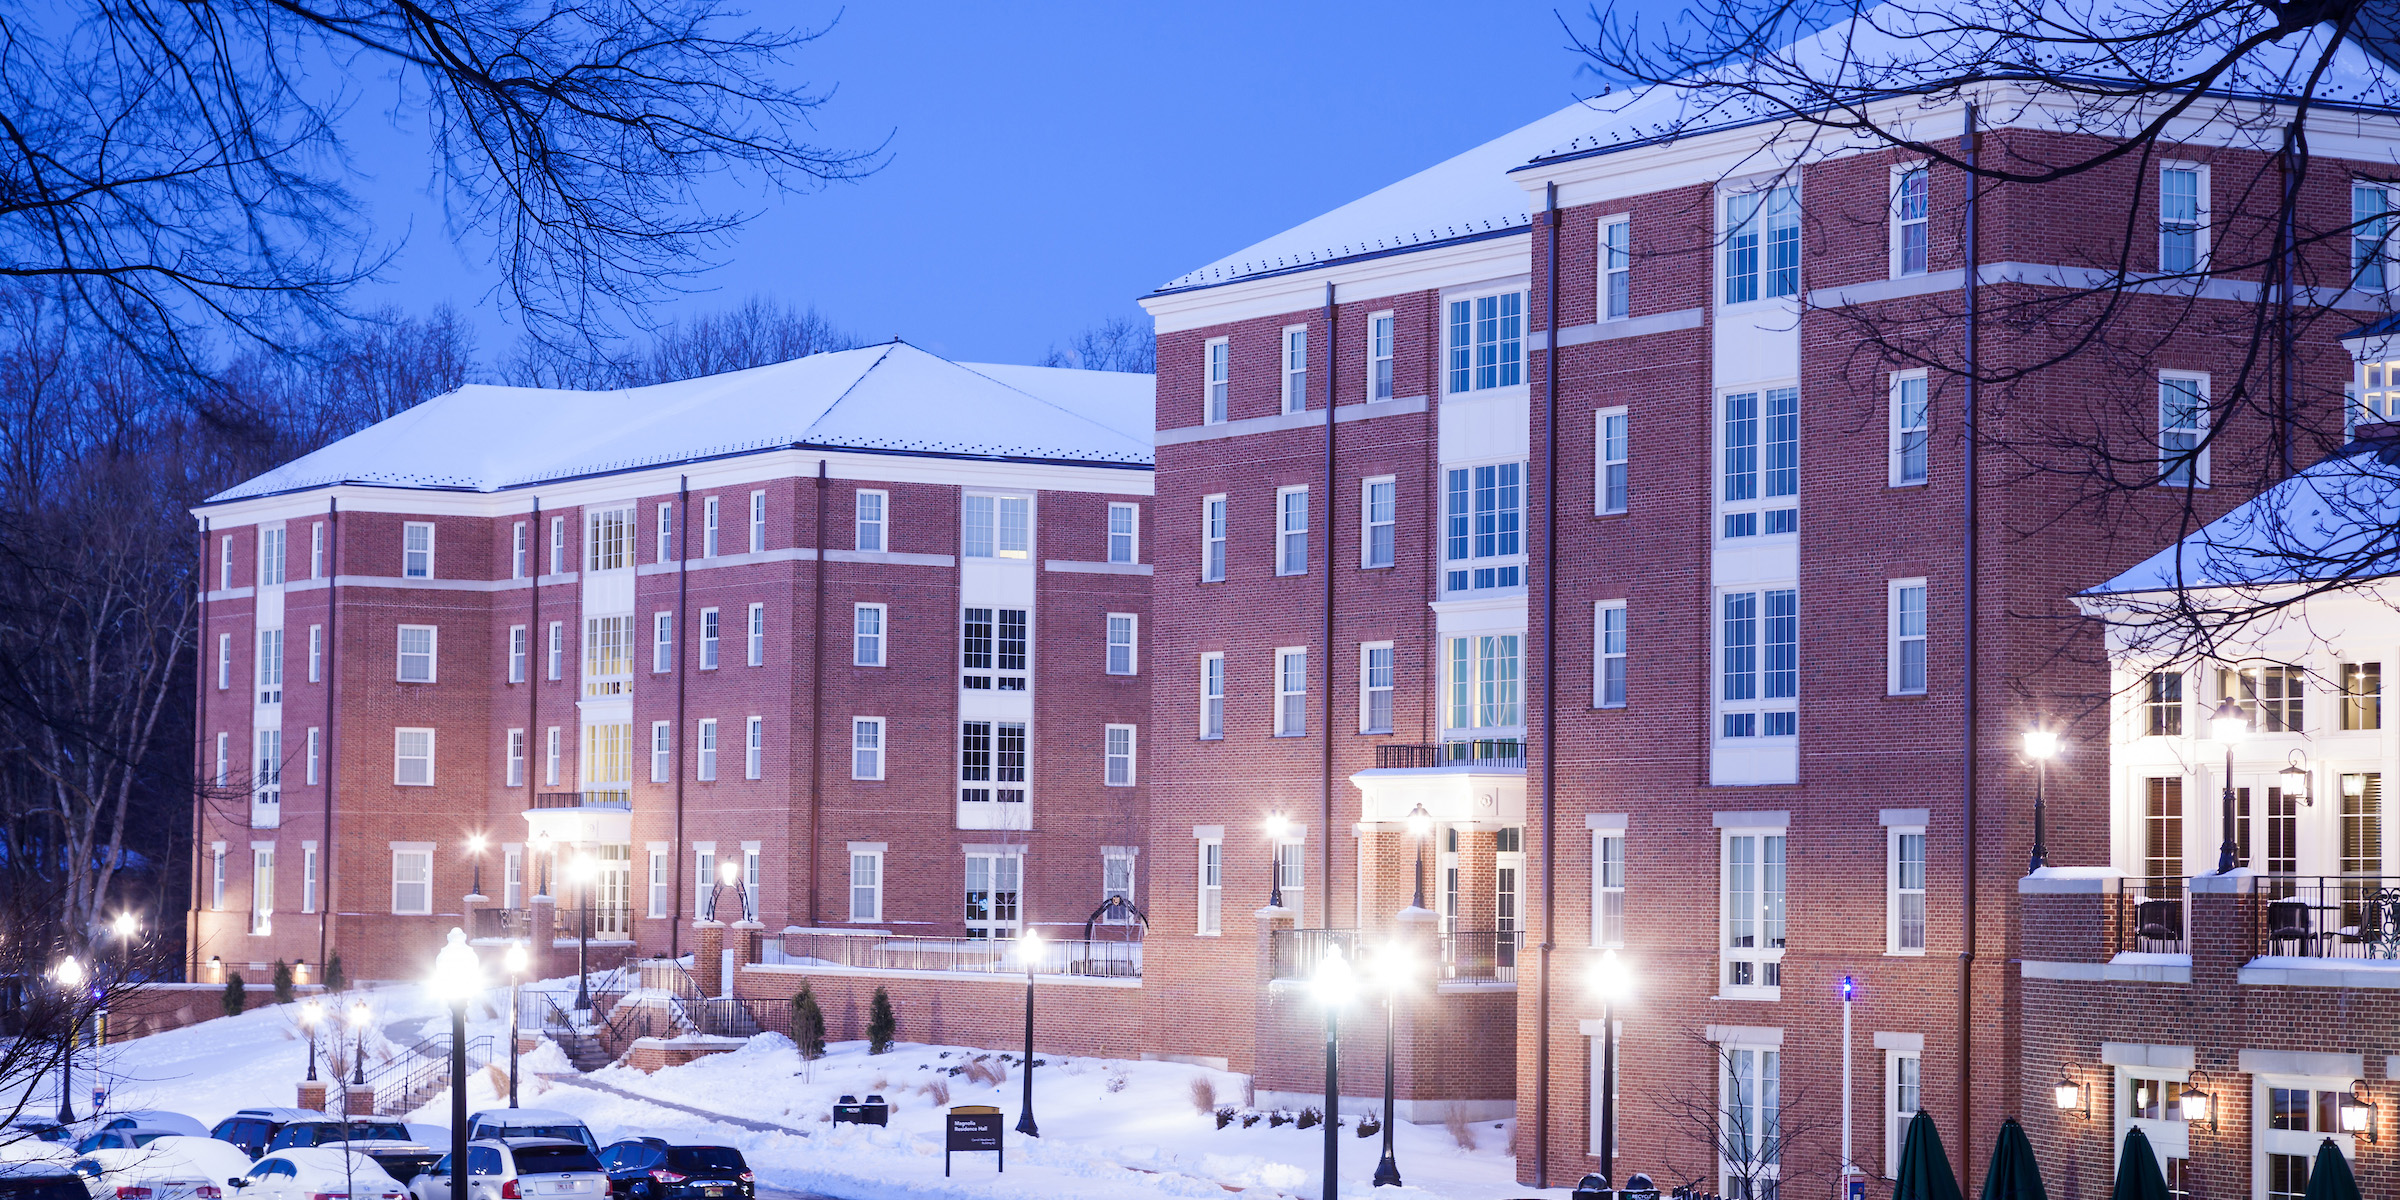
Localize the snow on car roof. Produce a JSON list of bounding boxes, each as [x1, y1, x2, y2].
[[204, 342, 1155, 505]]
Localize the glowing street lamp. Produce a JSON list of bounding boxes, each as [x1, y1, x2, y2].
[[300, 999, 323, 1082], [504, 942, 529, 1109], [347, 999, 371, 1086], [428, 931, 482, 1200], [467, 834, 489, 897], [571, 854, 599, 1012], [52, 957, 84, 1123], [1015, 929, 1045, 1138], [2024, 728, 2061, 871], [1265, 814, 1290, 908], [1405, 804, 1433, 910], [1310, 945, 1358, 1200], [2211, 698, 2250, 873], [1589, 950, 1633, 1187]]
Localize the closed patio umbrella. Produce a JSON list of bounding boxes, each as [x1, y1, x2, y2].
[[1893, 1111, 1964, 1200], [1979, 1118, 2048, 1200], [2300, 1138, 2361, 1200], [2111, 1127, 2171, 1200]]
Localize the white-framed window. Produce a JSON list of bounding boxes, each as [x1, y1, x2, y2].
[[963, 493, 1033, 559], [1596, 408, 1629, 515], [1367, 311, 1395, 401], [1201, 495, 1227, 582], [1892, 166, 1929, 277], [1593, 829, 1625, 947], [651, 612, 673, 673], [744, 715, 763, 779], [210, 843, 225, 909], [1275, 647, 1308, 737], [648, 848, 669, 918], [584, 615, 630, 695], [1361, 476, 1397, 569], [396, 624, 436, 683], [309, 624, 323, 683], [512, 521, 529, 578], [1360, 642, 1395, 734], [1891, 371, 1929, 486], [1200, 653, 1225, 740], [391, 846, 432, 915], [1106, 613, 1138, 675], [855, 489, 887, 552], [1721, 827, 1787, 995], [2144, 669, 2187, 736], [257, 629, 284, 703], [1280, 325, 1308, 414], [248, 847, 274, 933], [503, 846, 522, 909], [1723, 182, 1799, 304], [964, 851, 1025, 938], [217, 633, 230, 690], [1719, 587, 1799, 739], [1889, 580, 1928, 696], [310, 522, 325, 579], [1720, 1041, 1784, 1199], [1277, 485, 1308, 575], [699, 607, 720, 669], [693, 846, 716, 919], [258, 527, 287, 586], [852, 717, 884, 780], [1595, 602, 1628, 709], [586, 507, 631, 572], [1446, 289, 1525, 393], [1103, 848, 1138, 910], [2256, 1077, 2358, 1200], [1600, 216, 1631, 319], [960, 606, 1030, 692], [2159, 163, 2208, 274], [301, 843, 317, 913], [1444, 634, 1524, 734], [849, 848, 883, 922], [1444, 461, 1525, 593], [1105, 724, 1137, 786], [1203, 337, 1230, 425], [656, 502, 673, 562], [1276, 840, 1305, 920], [853, 603, 886, 666], [702, 495, 720, 558], [2159, 371, 2211, 487], [549, 514, 566, 575], [506, 728, 526, 788], [402, 522, 434, 579], [696, 719, 718, 781], [545, 726, 561, 786], [305, 727, 321, 786], [747, 602, 765, 667], [253, 729, 282, 810], [394, 728, 434, 786], [1885, 1049, 1923, 1175], [649, 721, 671, 782], [748, 489, 767, 553], [1106, 502, 1140, 564], [1721, 386, 1799, 538], [214, 732, 227, 787], [508, 625, 527, 683], [2355, 180, 2394, 291], [219, 534, 232, 591], [1197, 836, 1223, 934], [1889, 826, 1928, 953], [547, 621, 563, 680], [956, 719, 1028, 805]]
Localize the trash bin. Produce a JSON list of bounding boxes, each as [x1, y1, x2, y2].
[[832, 1094, 890, 1126], [1574, 1173, 1613, 1200]]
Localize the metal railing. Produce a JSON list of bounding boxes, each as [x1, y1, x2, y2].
[[357, 1033, 493, 1115], [530, 791, 632, 810], [1372, 741, 1527, 770], [1268, 928, 1360, 981], [774, 929, 1143, 978], [2117, 878, 2188, 955], [1440, 929, 1524, 983], [471, 907, 535, 940], [2252, 876, 2400, 959]]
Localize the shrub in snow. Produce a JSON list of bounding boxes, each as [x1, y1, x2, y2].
[[221, 974, 247, 1018], [917, 1078, 950, 1106], [866, 987, 895, 1054], [325, 954, 345, 993], [272, 960, 295, 1004], [1296, 1107, 1321, 1131], [1267, 1110, 1291, 1128], [1103, 1071, 1128, 1094], [1356, 1113, 1382, 1139], [1240, 1111, 1262, 1129], [1188, 1076, 1216, 1113], [1214, 1106, 1235, 1130], [790, 985, 827, 1060], [1445, 1102, 1478, 1150]]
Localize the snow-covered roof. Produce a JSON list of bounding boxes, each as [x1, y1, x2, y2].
[[2087, 444, 2400, 596], [206, 342, 1154, 504]]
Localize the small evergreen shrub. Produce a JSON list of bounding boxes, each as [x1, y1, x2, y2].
[[221, 974, 247, 1018], [866, 987, 896, 1055]]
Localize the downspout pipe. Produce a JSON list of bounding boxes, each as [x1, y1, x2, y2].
[[672, 480, 690, 958], [809, 461, 829, 926], [319, 500, 339, 970], [1958, 103, 1981, 1172], [1322, 282, 1337, 930], [190, 518, 210, 980], [1535, 179, 1561, 1191]]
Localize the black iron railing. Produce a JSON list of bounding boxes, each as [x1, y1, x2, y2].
[[2118, 877, 2188, 955], [1267, 928, 1360, 981], [530, 790, 632, 810], [1440, 929, 1525, 983], [2252, 875, 2400, 959], [555, 902, 634, 940], [471, 907, 534, 940], [1373, 740, 1527, 770]]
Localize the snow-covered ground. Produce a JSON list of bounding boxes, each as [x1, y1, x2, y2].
[[56, 982, 1566, 1200]]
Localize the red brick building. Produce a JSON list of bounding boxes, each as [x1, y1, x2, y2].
[[188, 343, 1154, 988]]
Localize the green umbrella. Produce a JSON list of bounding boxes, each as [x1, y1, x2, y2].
[[2301, 1137, 2361, 1200], [1893, 1111, 1964, 1200], [2111, 1127, 2171, 1200], [1980, 1118, 2049, 1200]]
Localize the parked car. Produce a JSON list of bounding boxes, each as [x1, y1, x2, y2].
[[71, 1130, 187, 1155], [0, 1162, 90, 1200], [409, 1141, 606, 1200], [207, 1113, 327, 1161], [260, 1124, 411, 1155], [595, 1142, 751, 1200], [1, 1122, 68, 1148], [71, 1134, 253, 1200], [229, 1149, 406, 1200], [459, 1115, 595, 1155], [93, 1117, 209, 1141]]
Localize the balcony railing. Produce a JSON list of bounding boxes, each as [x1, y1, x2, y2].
[[2117, 877, 2187, 955], [1268, 928, 1361, 981], [471, 907, 535, 940], [2251, 875, 2400, 959], [1373, 740, 1527, 770], [769, 929, 1143, 978], [530, 790, 632, 810], [555, 902, 634, 940], [1440, 929, 1524, 983]]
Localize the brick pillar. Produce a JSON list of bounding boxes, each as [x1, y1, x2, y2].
[[528, 895, 558, 980], [296, 1080, 329, 1112], [692, 921, 725, 997], [729, 919, 763, 990], [342, 1084, 376, 1117], [462, 891, 486, 945]]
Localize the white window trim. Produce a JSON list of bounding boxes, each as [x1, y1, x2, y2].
[[305, 727, 322, 786], [1442, 283, 1530, 396], [301, 841, 318, 914], [1595, 406, 1630, 515], [650, 720, 671, 783], [1199, 652, 1225, 740], [748, 489, 767, 553], [395, 624, 438, 683], [393, 728, 435, 787], [1106, 612, 1139, 676], [855, 489, 889, 553], [1275, 646, 1309, 737], [1598, 214, 1632, 321], [506, 728, 526, 788], [1281, 324, 1309, 415], [1360, 475, 1397, 569], [1203, 337, 1230, 425], [1718, 179, 1801, 308], [747, 602, 766, 667], [1888, 578, 1928, 697], [547, 621, 564, 681], [1201, 494, 1228, 583], [1887, 825, 1929, 955], [402, 521, 435, 579], [699, 607, 721, 670], [1104, 723, 1138, 787], [1715, 584, 1800, 743], [1594, 600, 1628, 709], [696, 718, 718, 781], [1884, 1045, 1925, 1176], [1107, 501, 1141, 565], [853, 603, 887, 667], [1889, 369, 1930, 487], [1276, 485, 1309, 577], [2159, 160, 2212, 275], [1719, 823, 1788, 999], [390, 843, 434, 915], [545, 726, 561, 786], [1196, 834, 1224, 936], [849, 845, 885, 922], [852, 716, 886, 781], [1365, 310, 1396, 401], [702, 495, 720, 558], [745, 715, 764, 779], [309, 624, 324, 683], [216, 633, 230, 690], [1359, 640, 1395, 735], [1889, 163, 1930, 279], [1591, 823, 1626, 949], [2159, 369, 2213, 488], [652, 612, 673, 674]]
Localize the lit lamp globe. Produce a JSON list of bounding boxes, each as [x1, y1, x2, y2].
[[302, 998, 323, 1026], [1376, 940, 1414, 991], [2211, 698, 2249, 746], [1017, 927, 1046, 971], [1405, 804, 1432, 840], [2179, 1082, 2212, 1124], [2053, 1071, 2081, 1112], [430, 929, 482, 1004], [112, 912, 136, 940], [53, 957, 83, 989], [1312, 944, 1358, 1009], [2023, 729, 2060, 760], [1589, 948, 1631, 1004], [504, 942, 529, 977], [1265, 813, 1290, 841], [348, 999, 371, 1030]]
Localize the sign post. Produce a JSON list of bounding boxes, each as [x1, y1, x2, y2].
[[946, 1105, 1004, 1177]]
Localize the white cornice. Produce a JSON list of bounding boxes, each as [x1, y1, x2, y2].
[[1141, 234, 1533, 335]]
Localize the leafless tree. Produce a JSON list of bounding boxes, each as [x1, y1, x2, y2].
[[1647, 1033, 1836, 1200], [1040, 317, 1157, 374], [506, 295, 858, 389]]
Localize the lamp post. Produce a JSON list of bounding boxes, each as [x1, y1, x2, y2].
[[1590, 949, 1631, 1191], [301, 999, 323, 1082], [709, 859, 741, 922], [111, 912, 137, 980], [1014, 929, 1044, 1138], [1371, 941, 1413, 1188], [348, 999, 371, 1086], [571, 855, 597, 1012], [533, 832, 552, 898], [52, 956, 83, 1124], [2024, 729, 2061, 872], [2211, 697, 2250, 873], [504, 942, 529, 1108], [1265, 813, 1289, 908], [1405, 804, 1432, 910], [467, 834, 488, 898], [1310, 944, 1357, 1200], [429, 930, 482, 1200]]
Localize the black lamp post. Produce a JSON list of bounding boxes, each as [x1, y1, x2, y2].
[[348, 999, 370, 1086], [1590, 949, 1632, 1190], [534, 833, 552, 898], [1311, 945, 1356, 1200], [1405, 804, 1432, 910], [571, 855, 595, 1012], [52, 956, 83, 1124], [505, 941, 528, 1108], [2025, 729, 2060, 872], [2211, 697, 2250, 873], [1265, 813, 1289, 908], [1015, 929, 1044, 1138], [302, 999, 322, 1082], [431, 930, 480, 1200], [1371, 942, 1409, 1187], [468, 834, 488, 898]]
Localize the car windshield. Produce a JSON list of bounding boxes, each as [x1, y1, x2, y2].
[[663, 1150, 744, 1175], [332, 1124, 411, 1143], [510, 1147, 601, 1175], [497, 1128, 593, 1150]]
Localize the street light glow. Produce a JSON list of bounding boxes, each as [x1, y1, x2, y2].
[[468, 833, 487, 855], [718, 859, 740, 886], [1017, 928, 1046, 972], [429, 927, 483, 1002], [1311, 944, 1357, 1009], [1405, 803, 1432, 841], [1588, 948, 1631, 1004], [52, 957, 83, 988], [2023, 729, 2060, 759], [112, 912, 137, 939], [1375, 940, 1414, 991], [571, 854, 599, 883], [1265, 812, 1290, 840], [301, 999, 322, 1028], [2210, 697, 2249, 746], [348, 999, 371, 1029], [504, 942, 529, 976]]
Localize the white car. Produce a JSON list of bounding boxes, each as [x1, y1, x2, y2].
[[229, 1148, 406, 1200], [73, 1134, 253, 1200], [409, 1141, 606, 1200], [460, 1114, 595, 1155]]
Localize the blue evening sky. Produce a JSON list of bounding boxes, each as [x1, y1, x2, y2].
[[346, 2, 1634, 368]]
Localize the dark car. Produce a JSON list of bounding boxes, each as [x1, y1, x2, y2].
[[0, 1166, 88, 1200], [264, 1121, 438, 1183], [209, 1109, 330, 1160], [596, 1142, 752, 1200]]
